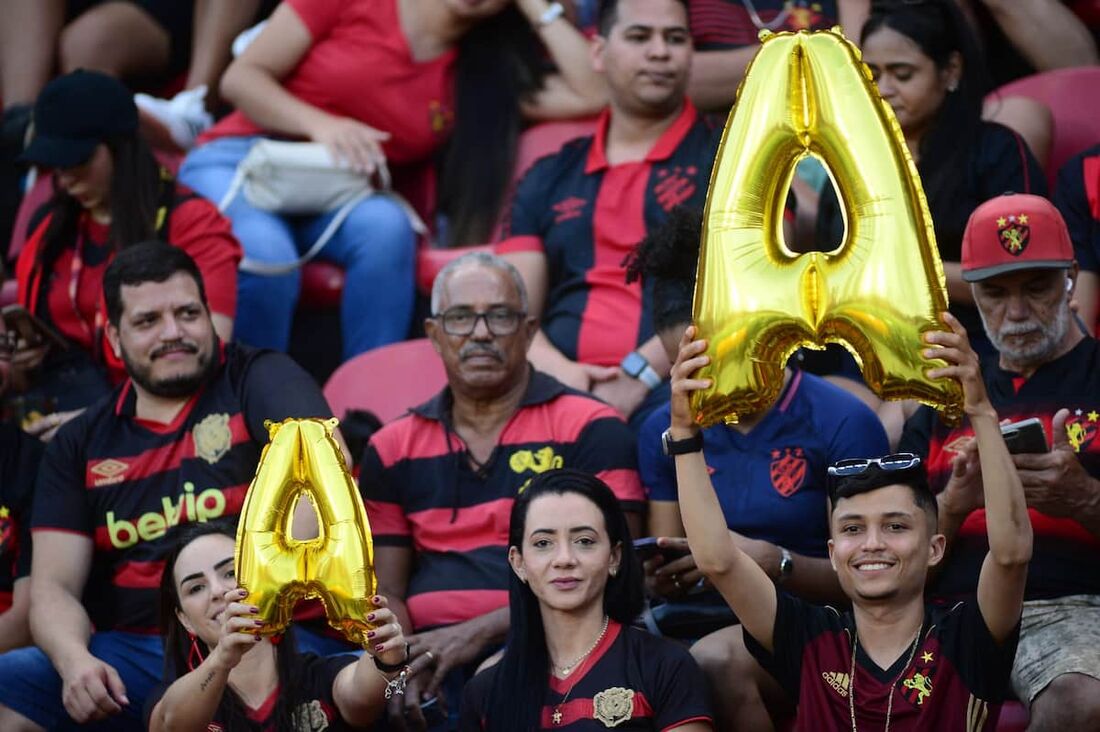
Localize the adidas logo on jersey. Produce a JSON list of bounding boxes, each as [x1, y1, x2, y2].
[[822, 671, 850, 698]]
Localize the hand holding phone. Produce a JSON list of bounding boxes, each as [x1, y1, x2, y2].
[[633, 537, 691, 563], [1001, 417, 1048, 455]]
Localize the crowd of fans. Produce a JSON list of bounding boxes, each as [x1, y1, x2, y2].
[[0, 0, 1097, 730]]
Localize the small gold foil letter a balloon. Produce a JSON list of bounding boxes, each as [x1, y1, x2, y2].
[[692, 28, 962, 426], [235, 417, 376, 646]]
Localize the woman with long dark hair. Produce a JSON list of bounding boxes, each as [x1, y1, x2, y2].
[[460, 470, 712, 731], [180, 0, 604, 361], [147, 519, 410, 732], [817, 0, 1045, 352], [12, 70, 241, 430]]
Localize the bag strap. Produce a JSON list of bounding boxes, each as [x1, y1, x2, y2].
[[238, 189, 430, 276]]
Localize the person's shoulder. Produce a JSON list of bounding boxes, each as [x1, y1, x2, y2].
[[622, 625, 697, 661], [639, 401, 672, 441], [521, 134, 597, 185], [536, 371, 624, 423], [55, 388, 124, 443], [795, 372, 880, 423]]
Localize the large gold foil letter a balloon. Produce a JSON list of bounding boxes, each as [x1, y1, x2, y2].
[[692, 28, 962, 426], [235, 418, 377, 646]]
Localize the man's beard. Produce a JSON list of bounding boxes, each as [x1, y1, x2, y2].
[[981, 294, 1071, 368], [121, 340, 218, 398]]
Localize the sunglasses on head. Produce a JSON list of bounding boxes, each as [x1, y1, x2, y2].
[[827, 453, 922, 479]]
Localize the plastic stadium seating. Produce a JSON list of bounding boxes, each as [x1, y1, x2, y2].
[[323, 337, 446, 424], [989, 66, 1100, 186]]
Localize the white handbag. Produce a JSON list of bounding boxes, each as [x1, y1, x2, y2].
[[218, 140, 427, 275]]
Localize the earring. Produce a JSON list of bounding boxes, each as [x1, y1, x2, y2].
[[947, 81, 958, 92], [187, 633, 205, 672], [609, 567, 618, 578]]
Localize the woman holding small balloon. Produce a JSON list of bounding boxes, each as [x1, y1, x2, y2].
[[146, 519, 409, 732]]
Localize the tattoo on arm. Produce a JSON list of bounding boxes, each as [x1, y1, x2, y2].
[[199, 671, 216, 692]]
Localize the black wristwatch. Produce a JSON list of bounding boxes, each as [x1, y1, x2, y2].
[[661, 428, 704, 456], [372, 641, 411, 673]]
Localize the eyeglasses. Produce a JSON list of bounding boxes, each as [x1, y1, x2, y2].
[[0, 331, 15, 358], [434, 307, 526, 337], [827, 453, 922, 479]]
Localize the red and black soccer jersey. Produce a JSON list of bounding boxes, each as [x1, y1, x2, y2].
[[744, 590, 1018, 732], [359, 369, 644, 631], [498, 102, 720, 367], [900, 337, 1100, 600], [31, 343, 332, 633], [459, 620, 713, 731], [1054, 144, 1100, 278], [0, 423, 43, 613], [688, 0, 837, 51], [145, 651, 356, 732]]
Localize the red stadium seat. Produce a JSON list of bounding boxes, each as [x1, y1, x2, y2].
[[415, 244, 492, 296], [513, 117, 600, 185], [323, 337, 446, 424], [989, 67, 1100, 185]]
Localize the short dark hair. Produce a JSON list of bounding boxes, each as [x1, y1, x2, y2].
[[828, 462, 938, 532], [624, 206, 701, 333], [597, 0, 690, 35], [103, 241, 208, 326]]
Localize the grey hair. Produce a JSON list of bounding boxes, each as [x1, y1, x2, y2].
[[430, 251, 530, 314]]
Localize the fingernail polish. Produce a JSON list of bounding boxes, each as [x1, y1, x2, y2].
[[367, 630, 376, 638], [254, 619, 264, 626], [375, 643, 385, 652], [367, 613, 376, 621]]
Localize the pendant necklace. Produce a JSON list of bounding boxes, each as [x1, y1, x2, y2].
[[848, 625, 922, 732], [740, 0, 793, 31], [551, 616, 610, 725]]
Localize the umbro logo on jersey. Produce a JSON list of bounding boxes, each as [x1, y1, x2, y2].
[[90, 459, 130, 486], [552, 196, 587, 224], [822, 671, 850, 698]]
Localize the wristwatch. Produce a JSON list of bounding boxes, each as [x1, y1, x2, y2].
[[661, 428, 704, 456], [620, 351, 661, 390], [538, 1, 565, 27], [777, 547, 794, 584]]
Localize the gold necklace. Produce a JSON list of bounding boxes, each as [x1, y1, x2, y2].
[[551, 616, 610, 726], [848, 625, 922, 732]]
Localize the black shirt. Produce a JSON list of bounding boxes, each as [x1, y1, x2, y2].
[[460, 621, 713, 730]]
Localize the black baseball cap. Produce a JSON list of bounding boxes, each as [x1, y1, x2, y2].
[[19, 70, 138, 169]]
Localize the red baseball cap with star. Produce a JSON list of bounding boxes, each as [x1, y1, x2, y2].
[[960, 193, 1074, 282]]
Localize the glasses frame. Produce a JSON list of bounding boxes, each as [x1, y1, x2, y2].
[[433, 307, 527, 337]]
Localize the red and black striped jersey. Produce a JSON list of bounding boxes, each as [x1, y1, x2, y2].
[[688, 0, 837, 51], [900, 337, 1100, 600], [30, 343, 332, 633], [745, 590, 1018, 732], [498, 102, 720, 368], [359, 370, 644, 631], [460, 620, 713, 730], [0, 424, 42, 613]]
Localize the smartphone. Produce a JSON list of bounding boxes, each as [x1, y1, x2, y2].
[[1001, 417, 1049, 455], [633, 537, 690, 562], [1, 305, 68, 350]]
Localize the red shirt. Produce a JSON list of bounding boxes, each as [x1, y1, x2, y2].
[[201, 0, 456, 166], [16, 193, 241, 382]]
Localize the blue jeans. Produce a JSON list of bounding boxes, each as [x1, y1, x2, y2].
[[0, 631, 163, 731], [180, 136, 417, 359]]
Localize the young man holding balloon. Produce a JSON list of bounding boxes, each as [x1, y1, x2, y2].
[[671, 307, 1032, 730], [901, 193, 1100, 729], [0, 242, 338, 732]]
